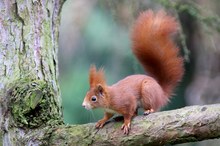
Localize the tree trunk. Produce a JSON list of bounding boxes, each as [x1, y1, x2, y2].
[[1, 1, 220, 146], [0, 0, 64, 145]]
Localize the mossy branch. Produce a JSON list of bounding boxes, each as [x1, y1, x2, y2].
[[21, 104, 220, 146]]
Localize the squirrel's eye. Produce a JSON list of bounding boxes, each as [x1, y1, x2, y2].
[[91, 96, 97, 102]]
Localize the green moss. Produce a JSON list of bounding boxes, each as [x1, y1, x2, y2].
[[113, 122, 122, 129], [44, 125, 94, 146], [8, 78, 63, 128], [0, 130, 3, 146]]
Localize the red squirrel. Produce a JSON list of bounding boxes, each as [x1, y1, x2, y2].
[[82, 10, 184, 135]]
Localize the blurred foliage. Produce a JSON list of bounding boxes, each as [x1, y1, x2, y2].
[[157, 0, 220, 32]]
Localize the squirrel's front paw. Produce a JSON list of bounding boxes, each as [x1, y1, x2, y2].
[[121, 122, 130, 135], [95, 120, 106, 128]]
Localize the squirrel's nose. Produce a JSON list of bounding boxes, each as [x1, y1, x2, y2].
[[82, 103, 86, 108]]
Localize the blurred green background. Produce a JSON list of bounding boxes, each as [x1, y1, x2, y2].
[[58, 1, 220, 145]]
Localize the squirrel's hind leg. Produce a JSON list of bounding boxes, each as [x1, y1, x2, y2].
[[143, 109, 154, 116], [140, 78, 165, 115]]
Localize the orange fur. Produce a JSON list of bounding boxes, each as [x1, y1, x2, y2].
[[132, 10, 184, 96], [82, 10, 184, 135], [89, 65, 106, 88]]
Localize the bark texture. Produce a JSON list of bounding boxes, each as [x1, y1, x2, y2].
[[0, 0, 64, 145], [19, 104, 220, 145]]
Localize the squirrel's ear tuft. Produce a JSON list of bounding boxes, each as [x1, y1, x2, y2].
[[89, 64, 97, 87], [89, 65, 106, 88]]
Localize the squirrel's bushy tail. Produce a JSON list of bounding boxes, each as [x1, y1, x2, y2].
[[132, 10, 184, 96]]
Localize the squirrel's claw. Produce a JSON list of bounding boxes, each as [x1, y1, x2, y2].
[[95, 120, 105, 128], [121, 122, 130, 135]]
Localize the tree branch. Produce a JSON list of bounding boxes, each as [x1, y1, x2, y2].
[[23, 104, 220, 145]]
